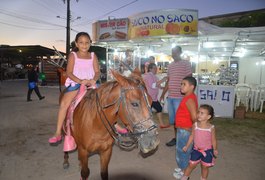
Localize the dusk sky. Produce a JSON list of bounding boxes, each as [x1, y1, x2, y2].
[[1, 0, 265, 52]]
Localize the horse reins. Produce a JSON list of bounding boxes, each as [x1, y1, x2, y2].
[[120, 85, 157, 136], [95, 92, 121, 141], [95, 84, 157, 148]]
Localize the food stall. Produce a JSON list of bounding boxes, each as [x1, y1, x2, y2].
[[92, 9, 265, 117], [92, 9, 199, 78]]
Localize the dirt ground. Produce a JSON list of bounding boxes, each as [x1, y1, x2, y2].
[[0, 80, 265, 180]]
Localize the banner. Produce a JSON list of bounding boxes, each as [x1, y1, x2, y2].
[[128, 9, 198, 39], [197, 85, 235, 118], [96, 18, 128, 42]]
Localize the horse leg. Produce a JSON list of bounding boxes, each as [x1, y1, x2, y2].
[[78, 148, 89, 180], [63, 152, 69, 169], [100, 147, 113, 180]]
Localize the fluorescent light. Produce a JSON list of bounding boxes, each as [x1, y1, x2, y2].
[[203, 41, 235, 48]]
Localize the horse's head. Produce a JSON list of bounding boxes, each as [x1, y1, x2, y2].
[[111, 68, 160, 156]]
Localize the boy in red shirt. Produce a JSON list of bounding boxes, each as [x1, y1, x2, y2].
[[173, 76, 198, 179]]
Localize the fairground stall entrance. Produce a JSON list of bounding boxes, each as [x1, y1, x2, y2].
[[92, 9, 198, 78], [92, 8, 265, 117]]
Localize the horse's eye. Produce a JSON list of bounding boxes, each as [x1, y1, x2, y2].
[[131, 102, 139, 107]]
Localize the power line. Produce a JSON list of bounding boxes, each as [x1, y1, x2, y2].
[[98, 0, 138, 20], [71, 28, 79, 33], [31, 0, 62, 15], [0, 8, 58, 19], [73, 0, 138, 27], [0, 21, 64, 30], [38, 0, 66, 15], [0, 9, 65, 28]]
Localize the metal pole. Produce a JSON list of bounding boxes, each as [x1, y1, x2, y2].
[[66, 0, 70, 57], [260, 60, 263, 84], [0, 51, 3, 82]]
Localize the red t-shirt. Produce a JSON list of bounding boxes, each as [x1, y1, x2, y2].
[[175, 93, 198, 128]]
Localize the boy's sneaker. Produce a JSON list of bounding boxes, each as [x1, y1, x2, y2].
[[173, 171, 184, 179], [174, 168, 182, 173]]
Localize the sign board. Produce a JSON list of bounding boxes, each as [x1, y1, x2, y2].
[[197, 85, 235, 118], [128, 9, 198, 39], [95, 18, 129, 42]]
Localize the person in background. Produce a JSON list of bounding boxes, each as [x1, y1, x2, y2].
[[181, 104, 218, 180], [48, 32, 100, 144], [160, 46, 192, 147], [173, 76, 198, 179], [144, 56, 156, 74], [143, 63, 169, 128], [27, 65, 45, 102]]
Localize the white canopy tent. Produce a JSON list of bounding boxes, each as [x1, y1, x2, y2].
[[198, 20, 265, 58], [96, 20, 265, 84], [197, 21, 265, 85]]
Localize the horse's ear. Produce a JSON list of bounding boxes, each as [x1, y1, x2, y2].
[[129, 68, 146, 86], [130, 68, 143, 81], [131, 68, 141, 77], [110, 69, 129, 86]]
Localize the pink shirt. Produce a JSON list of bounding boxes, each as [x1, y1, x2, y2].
[[194, 122, 214, 150], [167, 60, 192, 98], [143, 72, 159, 101], [65, 52, 95, 87]]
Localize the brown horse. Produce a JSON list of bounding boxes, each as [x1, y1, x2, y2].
[[63, 69, 160, 180]]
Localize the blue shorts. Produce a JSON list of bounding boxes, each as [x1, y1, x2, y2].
[[190, 148, 215, 167], [65, 84, 80, 93]]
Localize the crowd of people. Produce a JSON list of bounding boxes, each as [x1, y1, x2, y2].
[[144, 46, 218, 179], [37, 31, 218, 180]]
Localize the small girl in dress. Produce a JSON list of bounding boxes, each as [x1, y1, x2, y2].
[[181, 104, 218, 180]]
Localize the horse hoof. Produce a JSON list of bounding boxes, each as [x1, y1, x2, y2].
[[63, 162, 69, 169]]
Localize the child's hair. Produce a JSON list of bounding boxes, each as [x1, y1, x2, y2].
[[147, 63, 156, 72], [172, 45, 182, 53], [75, 32, 91, 42], [149, 56, 155, 61], [183, 76, 197, 89], [200, 104, 215, 120], [72, 32, 92, 52]]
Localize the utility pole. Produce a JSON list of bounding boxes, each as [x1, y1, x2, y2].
[[62, 0, 79, 57], [66, 0, 70, 57]]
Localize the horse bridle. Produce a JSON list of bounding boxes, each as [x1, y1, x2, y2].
[[95, 84, 157, 148], [120, 85, 157, 135]]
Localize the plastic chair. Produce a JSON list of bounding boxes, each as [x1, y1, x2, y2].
[[249, 84, 259, 111], [259, 86, 265, 113], [235, 84, 251, 112]]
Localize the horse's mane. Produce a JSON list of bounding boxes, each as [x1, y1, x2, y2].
[[82, 72, 146, 110], [81, 81, 118, 112]]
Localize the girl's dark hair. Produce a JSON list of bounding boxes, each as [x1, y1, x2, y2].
[[75, 32, 91, 42], [72, 32, 92, 52], [147, 63, 156, 72], [183, 76, 197, 89], [200, 104, 215, 119]]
